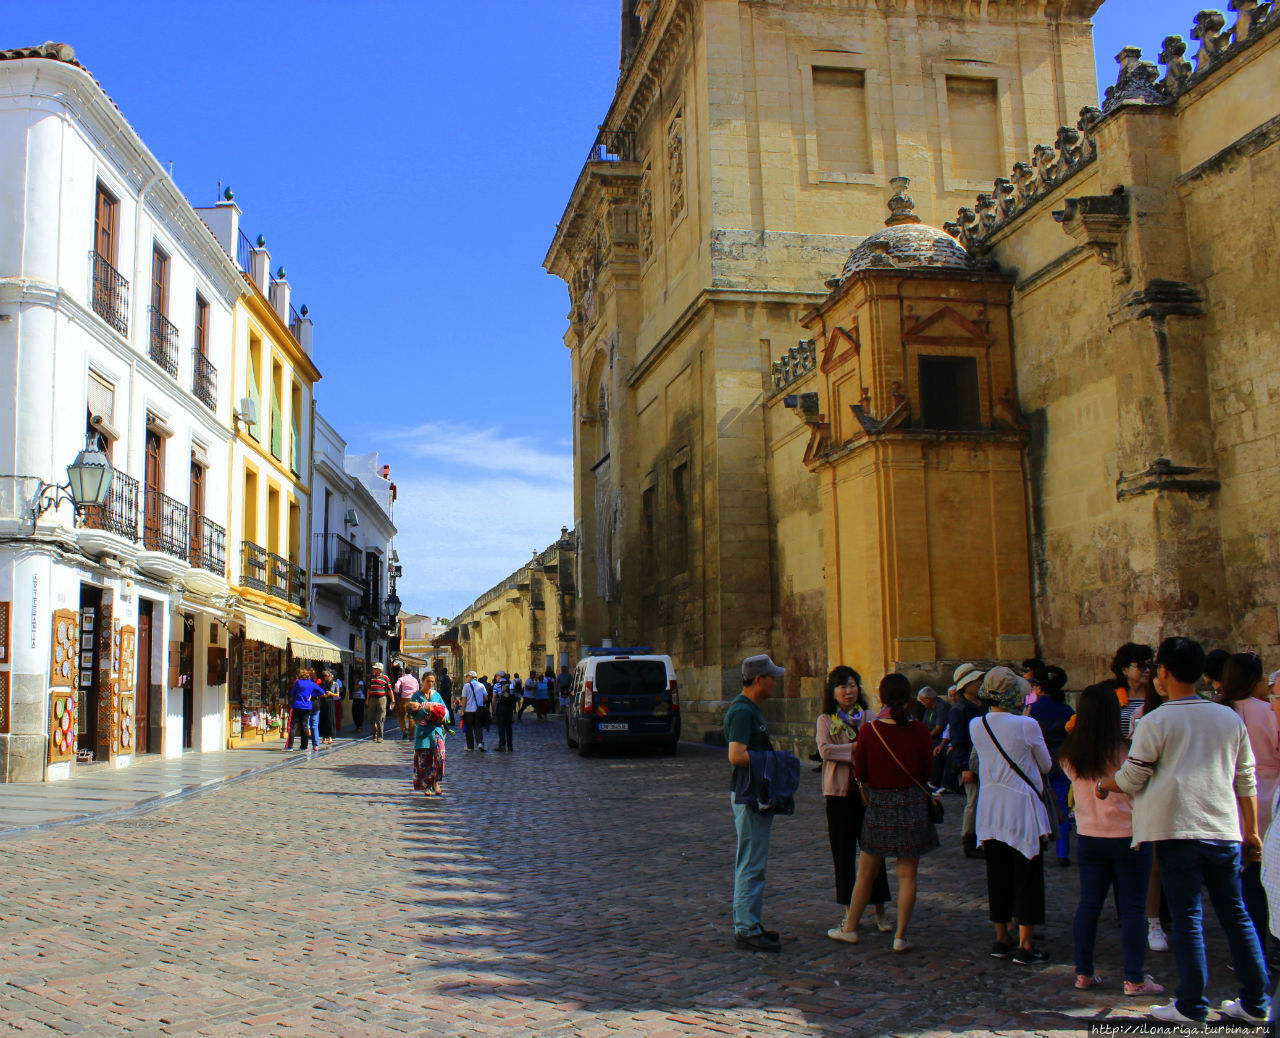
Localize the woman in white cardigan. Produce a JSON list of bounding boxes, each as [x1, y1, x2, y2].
[[970, 666, 1053, 965]]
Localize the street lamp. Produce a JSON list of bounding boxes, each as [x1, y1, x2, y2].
[[32, 437, 114, 519], [384, 590, 401, 625]]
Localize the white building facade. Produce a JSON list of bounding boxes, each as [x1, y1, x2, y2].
[[0, 44, 244, 781]]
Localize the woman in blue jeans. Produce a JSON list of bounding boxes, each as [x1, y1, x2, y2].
[[1060, 685, 1164, 994]]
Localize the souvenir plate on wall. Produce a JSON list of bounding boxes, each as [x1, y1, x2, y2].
[[119, 626, 136, 693], [0, 600, 10, 663], [115, 694, 135, 754], [50, 610, 78, 688], [48, 690, 76, 762]]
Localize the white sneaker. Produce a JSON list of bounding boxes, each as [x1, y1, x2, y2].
[[1218, 999, 1268, 1025], [1148, 1001, 1206, 1029], [1147, 921, 1169, 952], [826, 926, 858, 944]]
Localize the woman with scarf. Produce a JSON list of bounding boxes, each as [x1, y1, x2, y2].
[[408, 672, 448, 797], [816, 666, 892, 935]]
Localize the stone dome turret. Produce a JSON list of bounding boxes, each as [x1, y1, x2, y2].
[[839, 177, 980, 280]]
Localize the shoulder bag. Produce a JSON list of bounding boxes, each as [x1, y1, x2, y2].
[[980, 715, 1063, 842], [868, 721, 944, 825]]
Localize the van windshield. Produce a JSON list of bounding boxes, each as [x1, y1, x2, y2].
[[594, 660, 667, 695]]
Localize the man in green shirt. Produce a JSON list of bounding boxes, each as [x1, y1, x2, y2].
[[724, 653, 784, 952]]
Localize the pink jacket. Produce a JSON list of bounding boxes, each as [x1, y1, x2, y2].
[[1235, 695, 1280, 834], [816, 713, 858, 797]]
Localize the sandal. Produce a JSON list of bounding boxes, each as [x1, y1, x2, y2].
[[1075, 974, 1103, 990], [1124, 976, 1165, 995]]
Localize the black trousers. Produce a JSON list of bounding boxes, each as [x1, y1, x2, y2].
[[826, 793, 891, 906], [496, 711, 515, 748], [984, 838, 1045, 925], [463, 711, 484, 748], [291, 709, 313, 750], [351, 699, 365, 731]]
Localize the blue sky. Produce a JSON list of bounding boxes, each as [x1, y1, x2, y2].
[[10, 1, 1209, 618]]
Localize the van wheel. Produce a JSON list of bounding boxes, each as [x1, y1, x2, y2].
[[577, 740, 594, 758], [565, 719, 578, 748], [660, 740, 678, 757]]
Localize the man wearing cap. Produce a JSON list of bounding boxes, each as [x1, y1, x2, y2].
[[724, 653, 785, 953], [917, 686, 949, 791], [459, 670, 488, 752], [366, 662, 393, 743], [950, 662, 988, 859]]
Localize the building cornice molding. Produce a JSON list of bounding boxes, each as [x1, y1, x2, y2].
[[0, 61, 246, 306], [243, 283, 323, 384]]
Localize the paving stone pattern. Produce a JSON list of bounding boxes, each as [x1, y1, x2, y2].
[[0, 718, 1239, 1037]]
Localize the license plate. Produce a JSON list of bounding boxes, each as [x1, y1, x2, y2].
[[598, 722, 628, 731]]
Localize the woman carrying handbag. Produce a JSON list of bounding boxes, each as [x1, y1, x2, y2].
[[828, 673, 938, 953], [970, 666, 1054, 966]]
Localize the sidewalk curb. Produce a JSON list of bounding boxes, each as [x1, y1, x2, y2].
[[0, 734, 374, 841]]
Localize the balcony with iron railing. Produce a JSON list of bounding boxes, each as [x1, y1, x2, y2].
[[143, 488, 189, 559], [237, 229, 254, 273], [289, 303, 303, 340], [189, 514, 226, 577], [192, 349, 217, 411], [91, 251, 130, 337], [77, 469, 139, 542], [313, 533, 364, 594], [587, 128, 637, 164], [148, 307, 180, 377], [241, 540, 306, 607]]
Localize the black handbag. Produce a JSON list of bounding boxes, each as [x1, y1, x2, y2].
[[868, 722, 944, 825]]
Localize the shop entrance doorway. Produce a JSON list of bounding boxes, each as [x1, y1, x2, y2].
[[181, 614, 195, 749], [136, 600, 153, 753]]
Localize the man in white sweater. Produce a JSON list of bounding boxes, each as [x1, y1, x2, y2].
[[1099, 636, 1265, 1028]]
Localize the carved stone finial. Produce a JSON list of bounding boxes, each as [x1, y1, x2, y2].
[[1191, 10, 1229, 69], [1012, 161, 1038, 206], [1159, 35, 1194, 91], [942, 221, 963, 240], [1077, 107, 1103, 162], [1056, 125, 1084, 169], [884, 176, 920, 227], [993, 177, 1017, 219], [975, 193, 999, 234], [956, 207, 980, 247], [1229, 0, 1271, 42], [1104, 47, 1169, 110], [1033, 143, 1060, 190]]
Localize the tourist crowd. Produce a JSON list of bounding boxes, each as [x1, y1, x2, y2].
[[725, 639, 1276, 1029]]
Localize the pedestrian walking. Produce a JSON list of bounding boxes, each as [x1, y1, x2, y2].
[[557, 664, 572, 712], [816, 666, 891, 934], [460, 670, 488, 751], [917, 685, 949, 791], [726, 654, 788, 953], [828, 672, 938, 952], [1028, 666, 1074, 865], [332, 669, 345, 734], [1099, 636, 1268, 1027], [350, 673, 366, 734], [408, 672, 448, 797], [971, 666, 1054, 966], [1217, 651, 1280, 964], [317, 669, 338, 745], [366, 661, 393, 743], [528, 673, 549, 720], [1060, 684, 1162, 995], [288, 667, 321, 751], [950, 663, 988, 859], [494, 670, 518, 751], [394, 668, 420, 740]]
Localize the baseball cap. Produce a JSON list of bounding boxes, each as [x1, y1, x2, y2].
[[742, 654, 784, 681], [372, 661, 383, 671], [466, 669, 478, 678]]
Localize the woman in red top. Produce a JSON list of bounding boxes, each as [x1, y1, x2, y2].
[[828, 673, 938, 952]]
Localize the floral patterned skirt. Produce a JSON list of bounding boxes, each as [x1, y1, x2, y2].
[[413, 739, 445, 790]]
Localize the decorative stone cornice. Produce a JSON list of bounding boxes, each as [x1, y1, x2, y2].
[[1054, 192, 1131, 278], [1116, 458, 1220, 499]]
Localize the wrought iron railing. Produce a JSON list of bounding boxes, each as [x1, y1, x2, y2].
[[78, 470, 138, 541], [267, 552, 306, 606], [241, 541, 268, 592], [289, 303, 303, 340], [189, 514, 226, 576], [237, 229, 254, 273], [148, 308, 180, 377], [192, 349, 217, 411], [587, 128, 637, 163], [313, 533, 363, 582], [143, 488, 188, 558], [91, 251, 130, 337]]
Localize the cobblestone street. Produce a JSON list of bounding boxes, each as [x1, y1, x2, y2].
[[0, 719, 1237, 1037]]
